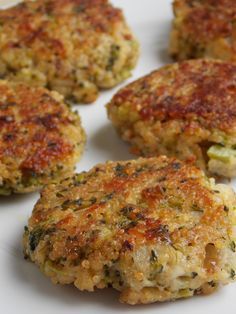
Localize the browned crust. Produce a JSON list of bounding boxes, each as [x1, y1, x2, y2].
[[109, 59, 236, 133], [23, 157, 236, 304], [0, 0, 122, 39], [173, 0, 236, 42], [0, 80, 85, 193], [26, 156, 230, 262], [0, 0, 139, 103], [170, 0, 236, 61]]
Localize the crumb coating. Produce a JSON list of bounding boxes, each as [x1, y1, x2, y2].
[[170, 0, 236, 61], [107, 59, 236, 177], [0, 80, 85, 194], [23, 156, 236, 304], [0, 0, 139, 103]]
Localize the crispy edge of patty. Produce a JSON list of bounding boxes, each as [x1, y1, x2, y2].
[[107, 59, 236, 177]]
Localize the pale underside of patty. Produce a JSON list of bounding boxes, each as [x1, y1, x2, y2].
[[23, 157, 236, 304]]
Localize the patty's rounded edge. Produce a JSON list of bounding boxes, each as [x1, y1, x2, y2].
[[23, 156, 236, 304]]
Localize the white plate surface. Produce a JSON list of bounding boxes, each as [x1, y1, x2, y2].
[[0, 1, 235, 313]]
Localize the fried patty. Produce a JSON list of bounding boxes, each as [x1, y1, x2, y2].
[[0, 80, 85, 195], [107, 59, 236, 178], [169, 0, 236, 61], [0, 0, 139, 103], [23, 156, 236, 305]]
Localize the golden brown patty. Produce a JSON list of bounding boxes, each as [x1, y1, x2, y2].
[[23, 156, 236, 305], [107, 59, 236, 178], [169, 0, 236, 61], [0, 0, 139, 103], [0, 80, 85, 195]]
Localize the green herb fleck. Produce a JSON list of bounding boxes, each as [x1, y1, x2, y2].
[[230, 241, 236, 253], [61, 199, 70, 210], [75, 172, 86, 185], [90, 197, 97, 205], [149, 264, 163, 280], [192, 204, 204, 213], [100, 193, 114, 204], [104, 265, 110, 277], [230, 269, 235, 279], [106, 44, 120, 70], [191, 272, 198, 278], [208, 281, 216, 287], [121, 206, 134, 216], [29, 229, 44, 251], [150, 250, 158, 262], [172, 162, 181, 170], [74, 198, 83, 206], [114, 164, 127, 177], [56, 192, 64, 198], [224, 206, 229, 212], [74, 4, 85, 13]]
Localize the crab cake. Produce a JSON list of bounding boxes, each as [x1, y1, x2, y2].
[[169, 0, 236, 61], [0, 80, 85, 195], [0, 0, 139, 104], [23, 156, 236, 305], [107, 59, 236, 178]]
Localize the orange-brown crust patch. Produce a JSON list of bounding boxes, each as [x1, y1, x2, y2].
[[111, 59, 236, 132], [23, 157, 236, 304], [0, 0, 122, 45], [0, 0, 120, 65], [0, 83, 71, 174], [25, 157, 230, 260], [0, 0, 139, 103], [0, 80, 85, 193]]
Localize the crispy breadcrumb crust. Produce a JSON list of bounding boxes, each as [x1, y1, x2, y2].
[[169, 0, 236, 61], [0, 0, 139, 103], [0, 80, 85, 194], [23, 157, 236, 304], [107, 59, 236, 177]]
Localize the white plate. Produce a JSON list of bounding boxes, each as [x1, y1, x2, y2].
[[0, 1, 235, 313]]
